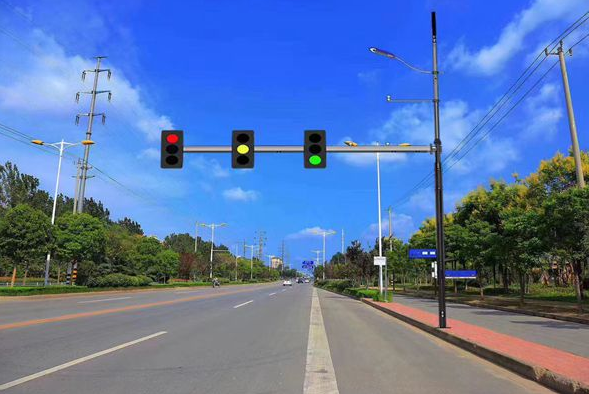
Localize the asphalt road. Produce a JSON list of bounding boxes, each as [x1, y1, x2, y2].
[[393, 293, 589, 357], [0, 284, 553, 393]]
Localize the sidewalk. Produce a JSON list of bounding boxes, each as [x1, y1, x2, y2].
[[363, 297, 589, 394]]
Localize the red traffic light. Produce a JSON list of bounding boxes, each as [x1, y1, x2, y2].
[[166, 134, 179, 144]]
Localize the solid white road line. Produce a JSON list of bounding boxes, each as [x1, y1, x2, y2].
[[77, 296, 132, 304], [269, 292, 277, 296], [233, 300, 253, 309], [0, 331, 167, 391], [174, 290, 203, 294], [303, 288, 339, 394]]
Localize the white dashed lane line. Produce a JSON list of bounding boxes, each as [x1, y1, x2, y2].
[[233, 300, 254, 309]]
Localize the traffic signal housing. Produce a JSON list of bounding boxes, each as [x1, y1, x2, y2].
[[304, 130, 326, 168], [232, 130, 254, 168], [161, 130, 184, 168]]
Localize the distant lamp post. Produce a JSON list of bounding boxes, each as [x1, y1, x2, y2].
[[198, 222, 228, 278], [311, 229, 336, 280], [32, 138, 94, 286]]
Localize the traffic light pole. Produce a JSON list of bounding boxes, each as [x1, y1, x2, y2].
[[431, 12, 447, 329], [184, 145, 435, 154]]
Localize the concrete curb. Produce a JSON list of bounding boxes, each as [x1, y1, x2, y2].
[[362, 298, 589, 394], [392, 290, 589, 326]]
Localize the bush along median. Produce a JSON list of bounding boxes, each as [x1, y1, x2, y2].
[[0, 275, 277, 296], [315, 279, 392, 302]]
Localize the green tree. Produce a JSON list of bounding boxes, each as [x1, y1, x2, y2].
[[117, 217, 144, 236], [54, 213, 107, 284], [0, 204, 51, 285], [148, 249, 179, 283], [164, 233, 195, 254], [542, 187, 589, 310], [0, 162, 51, 213]]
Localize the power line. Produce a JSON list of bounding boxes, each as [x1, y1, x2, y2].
[[391, 12, 589, 209]]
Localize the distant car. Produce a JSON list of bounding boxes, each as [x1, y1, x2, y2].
[[304, 278, 310, 283], [297, 278, 304, 284], [283, 280, 292, 286]]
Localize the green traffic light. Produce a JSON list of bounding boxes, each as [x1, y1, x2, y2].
[[309, 155, 322, 165]]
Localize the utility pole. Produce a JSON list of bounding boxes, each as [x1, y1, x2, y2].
[[254, 230, 266, 260], [72, 159, 82, 214], [245, 244, 256, 280], [281, 240, 285, 275], [341, 228, 345, 263], [431, 12, 447, 328], [75, 56, 111, 213], [194, 221, 199, 253], [312, 250, 321, 277], [546, 41, 585, 188], [376, 143, 384, 295]]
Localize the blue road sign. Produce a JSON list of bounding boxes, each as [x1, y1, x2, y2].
[[446, 270, 477, 279], [302, 260, 315, 268], [409, 249, 437, 259]]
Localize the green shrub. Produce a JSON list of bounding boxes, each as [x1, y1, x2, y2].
[[87, 274, 153, 288], [0, 286, 90, 296]]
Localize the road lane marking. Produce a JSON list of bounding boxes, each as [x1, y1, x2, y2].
[[281, 289, 287, 292], [174, 290, 204, 294], [303, 288, 339, 394], [0, 286, 267, 331], [233, 300, 253, 309], [269, 292, 277, 296], [0, 331, 167, 391], [77, 296, 132, 304]]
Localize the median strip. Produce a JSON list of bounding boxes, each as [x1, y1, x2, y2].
[[233, 300, 253, 309], [0, 331, 167, 391], [303, 288, 339, 394]]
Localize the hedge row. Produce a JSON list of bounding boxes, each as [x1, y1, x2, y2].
[[87, 274, 153, 288], [315, 279, 392, 302]]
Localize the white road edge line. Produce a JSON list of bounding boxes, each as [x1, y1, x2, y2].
[[77, 296, 132, 304], [233, 300, 253, 309], [0, 331, 167, 391], [269, 292, 277, 296], [303, 288, 339, 394]]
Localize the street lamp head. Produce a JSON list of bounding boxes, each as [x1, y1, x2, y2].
[[399, 143, 412, 147], [82, 140, 95, 146], [31, 139, 44, 146], [369, 47, 396, 59], [386, 95, 393, 102], [344, 140, 358, 147]]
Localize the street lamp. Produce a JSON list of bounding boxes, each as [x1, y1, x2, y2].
[[345, 140, 385, 295], [311, 250, 321, 277], [311, 229, 336, 280], [198, 222, 227, 279], [369, 12, 447, 328], [31, 138, 94, 286]]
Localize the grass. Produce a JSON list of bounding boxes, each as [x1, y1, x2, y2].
[[395, 282, 589, 304]]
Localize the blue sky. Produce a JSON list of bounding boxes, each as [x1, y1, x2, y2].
[[0, 0, 588, 271]]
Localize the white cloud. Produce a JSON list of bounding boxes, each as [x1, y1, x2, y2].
[[138, 148, 159, 160], [373, 100, 482, 155], [364, 213, 415, 242], [190, 156, 230, 178], [286, 226, 336, 240], [222, 187, 259, 202], [357, 69, 380, 86], [447, 0, 587, 76], [522, 83, 563, 139], [0, 28, 173, 141]]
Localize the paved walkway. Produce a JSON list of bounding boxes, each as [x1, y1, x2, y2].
[[393, 294, 589, 358], [367, 299, 589, 391]]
